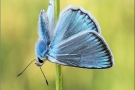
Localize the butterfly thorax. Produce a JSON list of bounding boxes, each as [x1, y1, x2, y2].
[[35, 38, 48, 66]]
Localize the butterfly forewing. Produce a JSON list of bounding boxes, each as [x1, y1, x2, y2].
[[50, 6, 101, 48], [38, 10, 50, 44], [47, 0, 55, 40]]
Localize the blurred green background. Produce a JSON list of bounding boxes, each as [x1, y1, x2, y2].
[[1, 0, 134, 90]]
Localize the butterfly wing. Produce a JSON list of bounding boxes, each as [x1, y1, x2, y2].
[[47, 31, 114, 69], [38, 0, 55, 44], [50, 6, 101, 48], [38, 10, 50, 44], [47, 0, 55, 40]]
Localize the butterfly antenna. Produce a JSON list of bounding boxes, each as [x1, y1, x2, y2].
[[39, 67, 49, 86], [17, 59, 36, 77]]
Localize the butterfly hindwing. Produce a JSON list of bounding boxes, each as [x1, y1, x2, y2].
[[47, 31, 114, 69]]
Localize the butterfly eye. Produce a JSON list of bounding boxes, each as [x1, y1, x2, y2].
[[38, 57, 43, 63]]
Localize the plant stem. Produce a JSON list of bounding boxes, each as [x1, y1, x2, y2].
[[55, 64, 62, 90], [54, 0, 60, 21], [54, 0, 62, 90]]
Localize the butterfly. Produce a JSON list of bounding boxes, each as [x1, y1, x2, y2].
[[17, 0, 114, 86], [35, 0, 114, 69]]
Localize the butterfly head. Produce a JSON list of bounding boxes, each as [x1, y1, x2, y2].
[[35, 38, 48, 66], [35, 57, 46, 66]]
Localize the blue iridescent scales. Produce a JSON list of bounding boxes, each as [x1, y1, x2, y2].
[[35, 1, 114, 68]]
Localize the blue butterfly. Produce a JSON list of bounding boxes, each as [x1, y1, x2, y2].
[[17, 0, 114, 86], [35, 0, 114, 69]]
